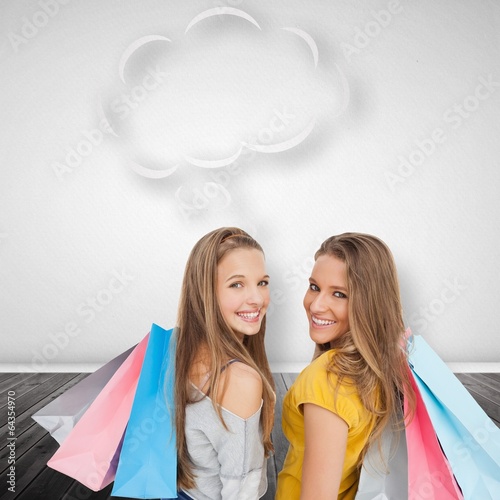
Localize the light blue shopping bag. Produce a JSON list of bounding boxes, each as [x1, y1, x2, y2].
[[408, 334, 500, 500], [112, 323, 177, 499]]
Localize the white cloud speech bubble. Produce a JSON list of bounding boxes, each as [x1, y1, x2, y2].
[[99, 8, 350, 179]]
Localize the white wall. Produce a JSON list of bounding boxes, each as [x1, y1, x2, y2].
[[1, 0, 499, 372]]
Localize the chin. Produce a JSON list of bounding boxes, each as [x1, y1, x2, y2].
[[243, 327, 261, 337], [309, 331, 333, 345]]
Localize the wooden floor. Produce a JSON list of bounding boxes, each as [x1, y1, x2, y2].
[[1, 372, 499, 500]]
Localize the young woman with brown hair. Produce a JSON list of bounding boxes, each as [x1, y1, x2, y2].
[[276, 232, 417, 499], [174, 227, 275, 499]]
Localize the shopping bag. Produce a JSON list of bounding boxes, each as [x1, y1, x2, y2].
[[47, 333, 149, 491], [354, 424, 408, 500], [32, 345, 135, 444], [409, 334, 500, 499], [112, 324, 177, 499], [405, 366, 463, 499]]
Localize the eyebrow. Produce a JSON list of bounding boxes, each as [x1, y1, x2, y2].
[[225, 274, 270, 282], [309, 277, 347, 291]]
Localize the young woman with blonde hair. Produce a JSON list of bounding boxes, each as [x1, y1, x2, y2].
[[175, 227, 275, 499], [276, 232, 417, 499]]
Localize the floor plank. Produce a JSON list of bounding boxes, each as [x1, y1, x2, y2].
[[482, 373, 500, 384], [2, 371, 499, 499], [455, 373, 500, 402], [0, 374, 37, 395], [0, 373, 60, 411], [2, 432, 61, 499], [454, 373, 500, 424], [0, 374, 80, 423], [467, 373, 500, 398], [0, 374, 89, 476]]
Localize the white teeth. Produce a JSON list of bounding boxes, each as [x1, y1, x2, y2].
[[312, 316, 336, 326], [238, 311, 259, 319]]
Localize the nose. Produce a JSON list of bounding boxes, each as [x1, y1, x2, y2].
[[309, 292, 327, 314], [246, 285, 265, 307]]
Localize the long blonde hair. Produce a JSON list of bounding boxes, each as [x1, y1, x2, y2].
[[175, 227, 275, 490], [315, 232, 416, 461]]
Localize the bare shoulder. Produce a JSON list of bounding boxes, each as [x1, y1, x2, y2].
[[219, 362, 263, 419]]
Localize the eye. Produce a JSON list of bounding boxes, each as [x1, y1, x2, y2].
[[229, 282, 243, 288], [333, 291, 347, 299], [309, 283, 319, 292], [258, 280, 269, 286]]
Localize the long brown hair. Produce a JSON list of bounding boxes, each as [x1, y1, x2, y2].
[[315, 232, 416, 461], [175, 227, 275, 490]]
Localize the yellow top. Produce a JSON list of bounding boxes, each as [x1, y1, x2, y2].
[[276, 350, 376, 500]]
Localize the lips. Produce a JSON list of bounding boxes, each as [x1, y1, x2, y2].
[[311, 315, 336, 327], [237, 309, 261, 322]]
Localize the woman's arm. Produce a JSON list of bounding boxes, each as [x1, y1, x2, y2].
[[300, 403, 348, 500], [219, 362, 263, 418], [216, 363, 266, 500]]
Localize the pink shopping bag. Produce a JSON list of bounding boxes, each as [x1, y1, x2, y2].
[[404, 366, 463, 499], [47, 333, 149, 491]]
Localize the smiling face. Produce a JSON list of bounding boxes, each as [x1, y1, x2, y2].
[[217, 248, 270, 341], [303, 254, 350, 345]]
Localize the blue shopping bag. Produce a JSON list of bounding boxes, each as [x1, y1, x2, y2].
[[112, 324, 177, 499], [408, 334, 500, 500]]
